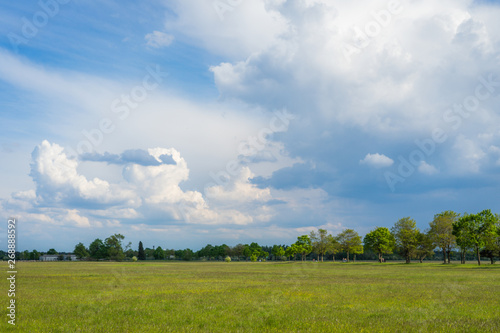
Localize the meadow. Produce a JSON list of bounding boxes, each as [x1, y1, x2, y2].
[[2, 261, 499, 332]]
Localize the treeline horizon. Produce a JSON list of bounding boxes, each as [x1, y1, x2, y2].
[[6, 209, 500, 266]]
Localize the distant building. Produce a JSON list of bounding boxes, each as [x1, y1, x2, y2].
[[39, 254, 77, 261]]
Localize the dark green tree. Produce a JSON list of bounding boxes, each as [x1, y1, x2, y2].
[[73, 242, 89, 259], [138, 241, 146, 260], [89, 239, 107, 259], [337, 229, 363, 262], [47, 248, 58, 255], [105, 234, 125, 261], [154, 246, 165, 260]]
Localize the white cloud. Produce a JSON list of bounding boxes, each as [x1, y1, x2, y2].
[[418, 161, 438, 175], [145, 31, 174, 48], [360, 153, 394, 168]]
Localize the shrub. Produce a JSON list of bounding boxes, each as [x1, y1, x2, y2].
[[132, 256, 138, 262], [225, 256, 231, 263], [250, 254, 258, 262]]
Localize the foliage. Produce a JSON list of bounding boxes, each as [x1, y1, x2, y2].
[[391, 217, 420, 264], [154, 246, 165, 260], [453, 210, 498, 265], [132, 256, 138, 262], [363, 227, 394, 262], [89, 239, 107, 260], [310, 229, 334, 261], [105, 234, 125, 261], [337, 229, 363, 262], [225, 256, 231, 263], [415, 231, 435, 263], [73, 242, 89, 259], [47, 248, 58, 255], [295, 235, 313, 261], [138, 241, 146, 260], [429, 211, 459, 264]]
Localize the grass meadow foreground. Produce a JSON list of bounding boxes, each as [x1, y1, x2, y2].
[[2, 261, 499, 332]]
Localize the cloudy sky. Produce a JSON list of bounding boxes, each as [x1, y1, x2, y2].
[[1, 0, 500, 252]]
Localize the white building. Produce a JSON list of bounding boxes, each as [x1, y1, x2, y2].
[[39, 254, 78, 261]]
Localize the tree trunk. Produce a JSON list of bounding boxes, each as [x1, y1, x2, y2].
[[447, 250, 451, 264], [419, 257, 423, 263], [347, 251, 350, 263], [321, 254, 324, 262], [353, 254, 356, 262], [406, 255, 410, 264], [443, 247, 446, 264], [490, 256, 495, 265], [476, 247, 481, 266], [378, 252, 382, 263]]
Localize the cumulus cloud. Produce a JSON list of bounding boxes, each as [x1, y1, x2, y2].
[[418, 161, 438, 175], [360, 153, 394, 168], [9, 141, 279, 229], [145, 31, 174, 48], [81, 149, 176, 166]]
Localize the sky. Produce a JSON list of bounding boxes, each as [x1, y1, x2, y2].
[[1, 0, 500, 252]]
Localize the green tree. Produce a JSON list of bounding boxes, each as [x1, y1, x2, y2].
[[391, 217, 419, 264], [104, 234, 125, 261], [89, 239, 107, 259], [47, 248, 58, 255], [429, 211, 458, 264], [138, 241, 146, 260], [310, 229, 333, 262], [415, 231, 435, 263], [285, 244, 299, 261], [337, 229, 363, 262], [73, 242, 89, 259], [329, 235, 341, 262], [363, 227, 395, 263], [22, 250, 30, 260], [453, 210, 497, 265], [30, 250, 40, 260], [295, 235, 313, 261], [271, 245, 285, 260], [154, 246, 165, 260]]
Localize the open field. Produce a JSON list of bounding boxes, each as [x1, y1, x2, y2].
[[2, 262, 500, 332]]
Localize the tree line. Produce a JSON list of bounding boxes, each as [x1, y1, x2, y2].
[[6, 210, 499, 266]]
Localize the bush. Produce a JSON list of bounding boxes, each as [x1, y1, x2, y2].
[[225, 256, 231, 263], [132, 256, 138, 262], [250, 254, 258, 262]]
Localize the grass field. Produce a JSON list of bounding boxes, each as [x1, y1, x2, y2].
[[2, 261, 500, 332]]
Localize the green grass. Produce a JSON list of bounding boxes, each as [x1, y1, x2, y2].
[[2, 262, 500, 332]]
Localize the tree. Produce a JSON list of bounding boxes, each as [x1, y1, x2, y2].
[[104, 234, 125, 261], [329, 235, 341, 262], [272, 245, 286, 261], [30, 250, 40, 260], [154, 246, 165, 260], [285, 244, 299, 261], [363, 227, 395, 263], [89, 239, 107, 260], [47, 248, 58, 255], [138, 241, 146, 260], [429, 211, 458, 264], [295, 235, 313, 261], [73, 242, 89, 259], [310, 229, 333, 262], [453, 210, 497, 265], [337, 229, 363, 262], [415, 231, 435, 263], [391, 217, 419, 264]]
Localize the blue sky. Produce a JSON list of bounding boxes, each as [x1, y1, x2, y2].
[[1, 0, 500, 252]]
